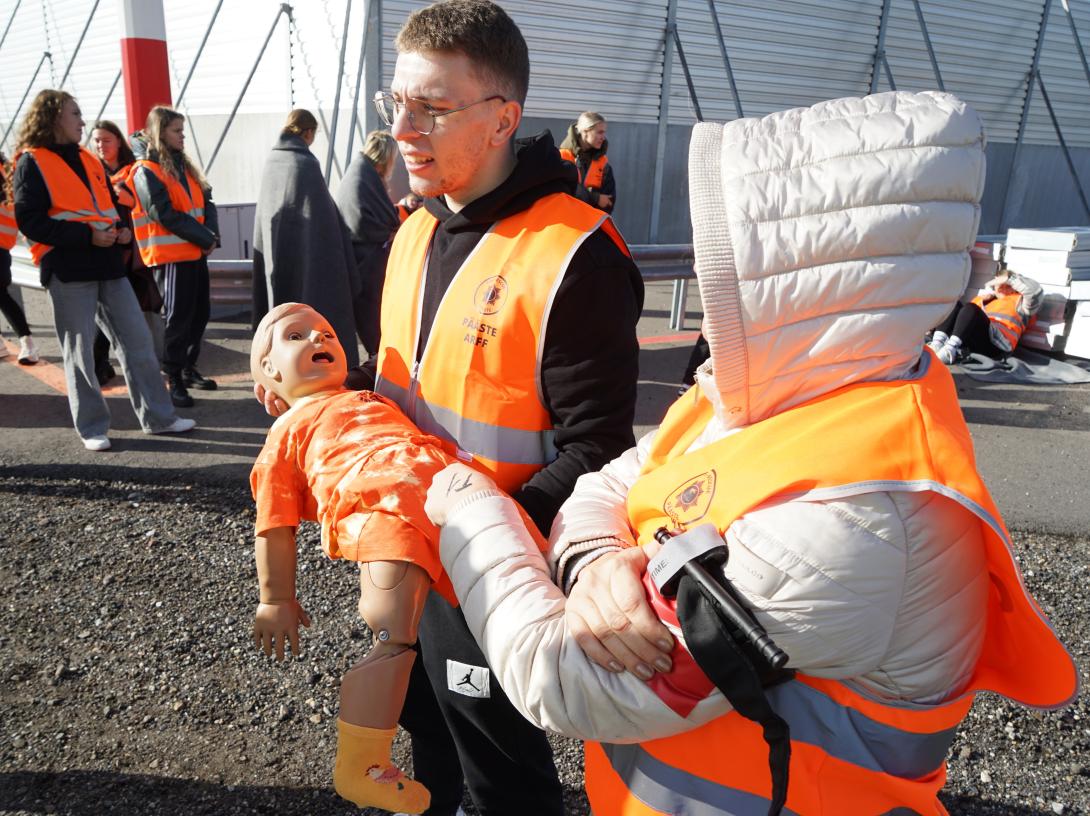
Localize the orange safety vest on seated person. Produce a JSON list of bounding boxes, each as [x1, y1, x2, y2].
[[18, 147, 119, 265], [0, 164, 18, 251], [127, 159, 206, 266], [558, 147, 608, 191], [585, 350, 1076, 816], [374, 193, 630, 493], [971, 290, 1030, 348]]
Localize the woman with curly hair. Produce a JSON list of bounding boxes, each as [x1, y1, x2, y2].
[[11, 89, 194, 450], [129, 105, 219, 407]]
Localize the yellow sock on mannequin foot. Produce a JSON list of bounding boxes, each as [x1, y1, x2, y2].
[[333, 720, 430, 814]]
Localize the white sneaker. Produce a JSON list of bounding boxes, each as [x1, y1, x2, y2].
[[147, 417, 197, 435], [927, 331, 948, 353], [937, 343, 959, 365], [18, 335, 39, 364], [82, 435, 112, 451]]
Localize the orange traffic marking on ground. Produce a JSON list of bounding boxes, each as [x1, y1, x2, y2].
[[638, 331, 700, 346]]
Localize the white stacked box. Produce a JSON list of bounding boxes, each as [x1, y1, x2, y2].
[[963, 235, 1004, 302], [1064, 302, 1090, 360], [1004, 227, 1090, 357]]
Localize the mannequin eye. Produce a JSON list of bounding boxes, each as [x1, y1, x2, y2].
[[323, 331, 333, 339], [287, 331, 303, 340]]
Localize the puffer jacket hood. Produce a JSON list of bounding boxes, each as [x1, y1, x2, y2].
[[689, 91, 986, 429]]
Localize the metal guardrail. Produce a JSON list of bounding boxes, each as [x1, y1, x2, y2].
[[11, 243, 700, 327]]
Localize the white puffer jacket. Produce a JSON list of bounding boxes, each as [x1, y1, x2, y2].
[[438, 92, 991, 743]]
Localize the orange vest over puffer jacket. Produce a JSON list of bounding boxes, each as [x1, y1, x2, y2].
[[375, 193, 629, 492], [128, 159, 206, 266], [972, 290, 1031, 348], [585, 351, 1075, 815], [559, 147, 608, 190]]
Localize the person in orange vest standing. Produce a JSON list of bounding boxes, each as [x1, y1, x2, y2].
[[0, 152, 39, 364], [11, 90, 195, 451], [257, 2, 642, 813], [421, 92, 1077, 816], [929, 268, 1043, 364], [129, 106, 219, 407], [559, 111, 616, 213]]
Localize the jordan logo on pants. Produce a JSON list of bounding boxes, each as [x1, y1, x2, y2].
[[447, 659, 490, 699]]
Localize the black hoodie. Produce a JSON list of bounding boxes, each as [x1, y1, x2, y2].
[[363, 131, 643, 533]]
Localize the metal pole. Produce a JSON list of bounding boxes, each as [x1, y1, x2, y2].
[[85, 67, 122, 143], [911, 0, 946, 90], [870, 0, 893, 93], [59, 0, 101, 88], [364, 0, 382, 133], [345, 0, 372, 166], [881, 55, 897, 91], [1035, 71, 1090, 219], [177, 0, 224, 105], [998, 0, 1053, 231], [2, 51, 51, 151], [705, 0, 744, 118], [0, 0, 22, 55], [671, 26, 703, 122], [1061, 0, 1090, 87], [325, 0, 353, 183], [207, 5, 288, 173]]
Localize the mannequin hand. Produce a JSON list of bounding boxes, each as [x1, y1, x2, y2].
[[253, 599, 311, 661], [425, 463, 497, 527], [565, 543, 674, 679], [253, 382, 289, 417], [91, 227, 118, 247]]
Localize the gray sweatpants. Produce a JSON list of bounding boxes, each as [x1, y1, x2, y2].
[[46, 277, 179, 439]]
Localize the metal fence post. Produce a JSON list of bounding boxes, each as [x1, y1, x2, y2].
[[176, 0, 224, 106], [706, 0, 744, 118], [84, 67, 122, 145], [59, 0, 101, 88], [1061, 0, 1090, 87], [870, 0, 894, 93], [344, 0, 372, 165], [1034, 71, 1090, 219], [325, 0, 353, 183], [0, 0, 22, 55], [911, 0, 946, 90], [671, 26, 703, 122], [2, 51, 51, 151], [998, 0, 1053, 231]]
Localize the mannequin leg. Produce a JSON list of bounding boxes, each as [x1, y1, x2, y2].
[[333, 561, 431, 814]]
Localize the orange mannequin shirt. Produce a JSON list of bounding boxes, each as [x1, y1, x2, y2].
[[250, 390, 457, 603]]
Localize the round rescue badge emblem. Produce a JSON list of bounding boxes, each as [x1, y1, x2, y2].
[[663, 470, 716, 527], [474, 276, 509, 316]]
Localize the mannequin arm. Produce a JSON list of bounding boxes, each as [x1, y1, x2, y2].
[[253, 526, 310, 660]]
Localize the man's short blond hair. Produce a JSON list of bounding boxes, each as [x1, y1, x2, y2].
[[250, 302, 315, 385]]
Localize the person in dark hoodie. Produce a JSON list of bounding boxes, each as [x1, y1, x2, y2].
[[559, 111, 616, 213], [11, 90, 195, 451], [256, 2, 642, 813], [251, 109, 361, 370], [131, 105, 220, 408], [334, 129, 401, 358]]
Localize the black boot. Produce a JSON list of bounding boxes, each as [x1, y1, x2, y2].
[[168, 375, 195, 408], [182, 367, 218, 390]]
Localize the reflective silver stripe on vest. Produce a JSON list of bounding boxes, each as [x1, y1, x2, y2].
[[376, 376, 558, 466], [767, 681, 958, 778], [50, 207, 118, 222], [190, 207, 204, 218], [600, 681, 957, 813], [602, 743, 801, 816], [140, 234, 198, 248], [131, 215, 151, 228], [0, 224, 16, 236]]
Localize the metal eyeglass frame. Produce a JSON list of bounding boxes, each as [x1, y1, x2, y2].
[[372, 91, 507, 135]]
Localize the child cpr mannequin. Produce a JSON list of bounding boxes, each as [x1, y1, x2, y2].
[[249, 301, 459, 814]]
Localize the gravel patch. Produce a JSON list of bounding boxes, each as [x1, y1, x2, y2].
[[1, 474, 1087, 815]]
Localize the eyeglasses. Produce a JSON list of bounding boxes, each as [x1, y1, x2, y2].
[[372, 91, 506, 136]]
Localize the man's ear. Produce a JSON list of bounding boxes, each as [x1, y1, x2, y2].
[[491, 100, 522, 147], [261, 357, 283, 382]]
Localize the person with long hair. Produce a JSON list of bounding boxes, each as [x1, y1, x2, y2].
[[334, 129, 400, 358], [0, 151, 38, 364], [130, 105, 219, 407], [90, 119, 164, 384], [558, 111, 616, 213], [251, 109, 360, 369], [11, 90, 194, 450]]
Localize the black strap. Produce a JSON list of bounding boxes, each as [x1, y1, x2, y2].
[[676, 574, 791, 816]]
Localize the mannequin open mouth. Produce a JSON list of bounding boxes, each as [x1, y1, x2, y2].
[[312, 351, 335, 364]]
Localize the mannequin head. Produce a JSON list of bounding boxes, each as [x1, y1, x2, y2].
[[251, 303, 348, 406]]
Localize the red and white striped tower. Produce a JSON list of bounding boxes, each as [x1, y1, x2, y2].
[[118, 0, 172, 135]]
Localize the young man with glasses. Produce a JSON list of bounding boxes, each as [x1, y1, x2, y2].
[[368, 1, 642, 813]]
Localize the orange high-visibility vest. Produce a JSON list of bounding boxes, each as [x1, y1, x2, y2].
[[0, 163, 17, 251], [109, 166, 136, 210], [972, 291, 1030, 348], [128, 159, 206, 266], [559, 147, 608, 190], [586, 351, 1076, 815], [375, 193, 630, 492], [18, 147, 119, 265]]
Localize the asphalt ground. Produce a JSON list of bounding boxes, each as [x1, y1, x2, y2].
[[1, 280, 1088, 535]]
